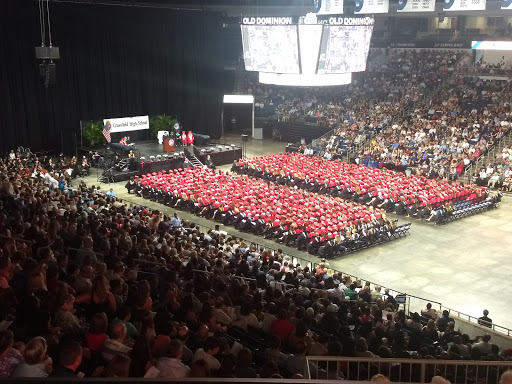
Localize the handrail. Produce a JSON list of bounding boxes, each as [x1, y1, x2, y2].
[[67, 246, 105, 258], [133, 258, 165, 266], [441, 305, 512, 337], [307, 356, 512, 365], [455, 67, 512, 77], [192, 268, 295, 289], [0, 235, 33, 253], [306, 356, 512, 383], [0, 235, 34, 245]]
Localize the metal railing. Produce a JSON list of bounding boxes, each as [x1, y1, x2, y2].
[[306, 356, 512, 383], [441, 306, 512, 336], [455, 67, 512, 77], [0, 235, 33, 253], [192, 268, 295, 290]]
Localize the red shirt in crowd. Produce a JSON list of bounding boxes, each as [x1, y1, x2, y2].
[[271, 318, 296, 341]]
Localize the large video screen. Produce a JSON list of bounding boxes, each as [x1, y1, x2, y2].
[[241, 25, 300, 74], [317, 25, 373, 74]]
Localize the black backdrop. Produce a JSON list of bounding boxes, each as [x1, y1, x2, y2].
[[0, 1, 224, 155]]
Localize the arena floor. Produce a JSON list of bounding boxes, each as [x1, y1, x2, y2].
[[82, 134, 512, 332]]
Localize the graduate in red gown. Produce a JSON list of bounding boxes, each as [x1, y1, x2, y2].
[[187, 131, 194, 146], [181, 131, 187, 146]]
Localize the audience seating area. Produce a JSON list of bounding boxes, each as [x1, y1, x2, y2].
[[0, 150, 509, 383]]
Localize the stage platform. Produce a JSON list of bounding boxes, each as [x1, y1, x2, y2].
[[91, 139, 243, 180], [106, 140, 241, 165]]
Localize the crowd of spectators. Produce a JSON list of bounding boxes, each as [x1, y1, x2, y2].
[[473, 145, 512, 190], [357, 75, 511, 180], [243, 48, 493, 177], [0, 152, 510, 382]]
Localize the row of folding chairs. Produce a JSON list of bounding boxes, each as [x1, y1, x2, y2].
[[439, 200, 494, 224]]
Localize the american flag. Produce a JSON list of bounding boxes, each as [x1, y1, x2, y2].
[[103, 121, 112, 143]]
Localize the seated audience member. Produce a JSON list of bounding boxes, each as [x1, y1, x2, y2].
[[86, 313, 109, 355], [421, 303, 439, 320], [0, 330, 23, 377], [52, 293, 81, 336], [436, 310, 455, 332], [473, 334, 493, 356], [102, 323, 132, 362], [192, 337, 220, 372], [102, 355, 131, 378], [50, 342, 82, 377], [12, 337, 52, 377], [286, 341, 317, 378], [156, 339, 190, 378]]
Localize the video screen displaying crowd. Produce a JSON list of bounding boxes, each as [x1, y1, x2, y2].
[[0, 153, 510, 382], [233, 153, 486, 213]]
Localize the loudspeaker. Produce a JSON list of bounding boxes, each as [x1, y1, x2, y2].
[[35, 46, 60, 60]]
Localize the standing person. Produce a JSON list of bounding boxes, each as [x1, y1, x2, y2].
[[478, 309, 492, 328], [187, 131, 194, 146], [171, 212, 181, 229], [181, 131, 187, 146]]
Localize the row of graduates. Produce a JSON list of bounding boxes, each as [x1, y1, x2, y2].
[[231, 162, 484, 215], [126, 178, 399, 257], [232, 162, 405, 212]]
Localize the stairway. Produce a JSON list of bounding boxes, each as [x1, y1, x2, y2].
[[190, 155, 204, 168]]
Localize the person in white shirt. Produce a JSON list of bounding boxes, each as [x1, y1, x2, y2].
[[327, 283, 346, 301], [156, 340, 190, 378], [102, 324, 132, 362], [421, 303, 439, 320], [232, 304, 260, 331], [212, 297, 236, 326], [192, 337, 220, 371], [472, 334, 493, 355]]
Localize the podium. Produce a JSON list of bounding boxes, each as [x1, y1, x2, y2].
[[163, 135, 176, 153]]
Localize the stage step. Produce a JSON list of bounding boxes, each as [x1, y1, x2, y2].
[[190, 155, 204, 168]]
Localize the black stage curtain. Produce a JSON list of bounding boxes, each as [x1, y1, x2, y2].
[[0, 1, 224, 155]]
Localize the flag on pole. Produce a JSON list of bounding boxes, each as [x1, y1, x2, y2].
[[103, 121, 112, 143]]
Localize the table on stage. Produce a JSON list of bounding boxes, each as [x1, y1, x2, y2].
[[196, 147, 242, 166], [110, 143, 134, 156]]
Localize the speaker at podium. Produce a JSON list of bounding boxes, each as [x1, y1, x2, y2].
[[163, 135, 176, 153]]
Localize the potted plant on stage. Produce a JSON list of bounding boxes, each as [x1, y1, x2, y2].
[[82, 121, 105, 147], [149, 114, 175, 139]]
